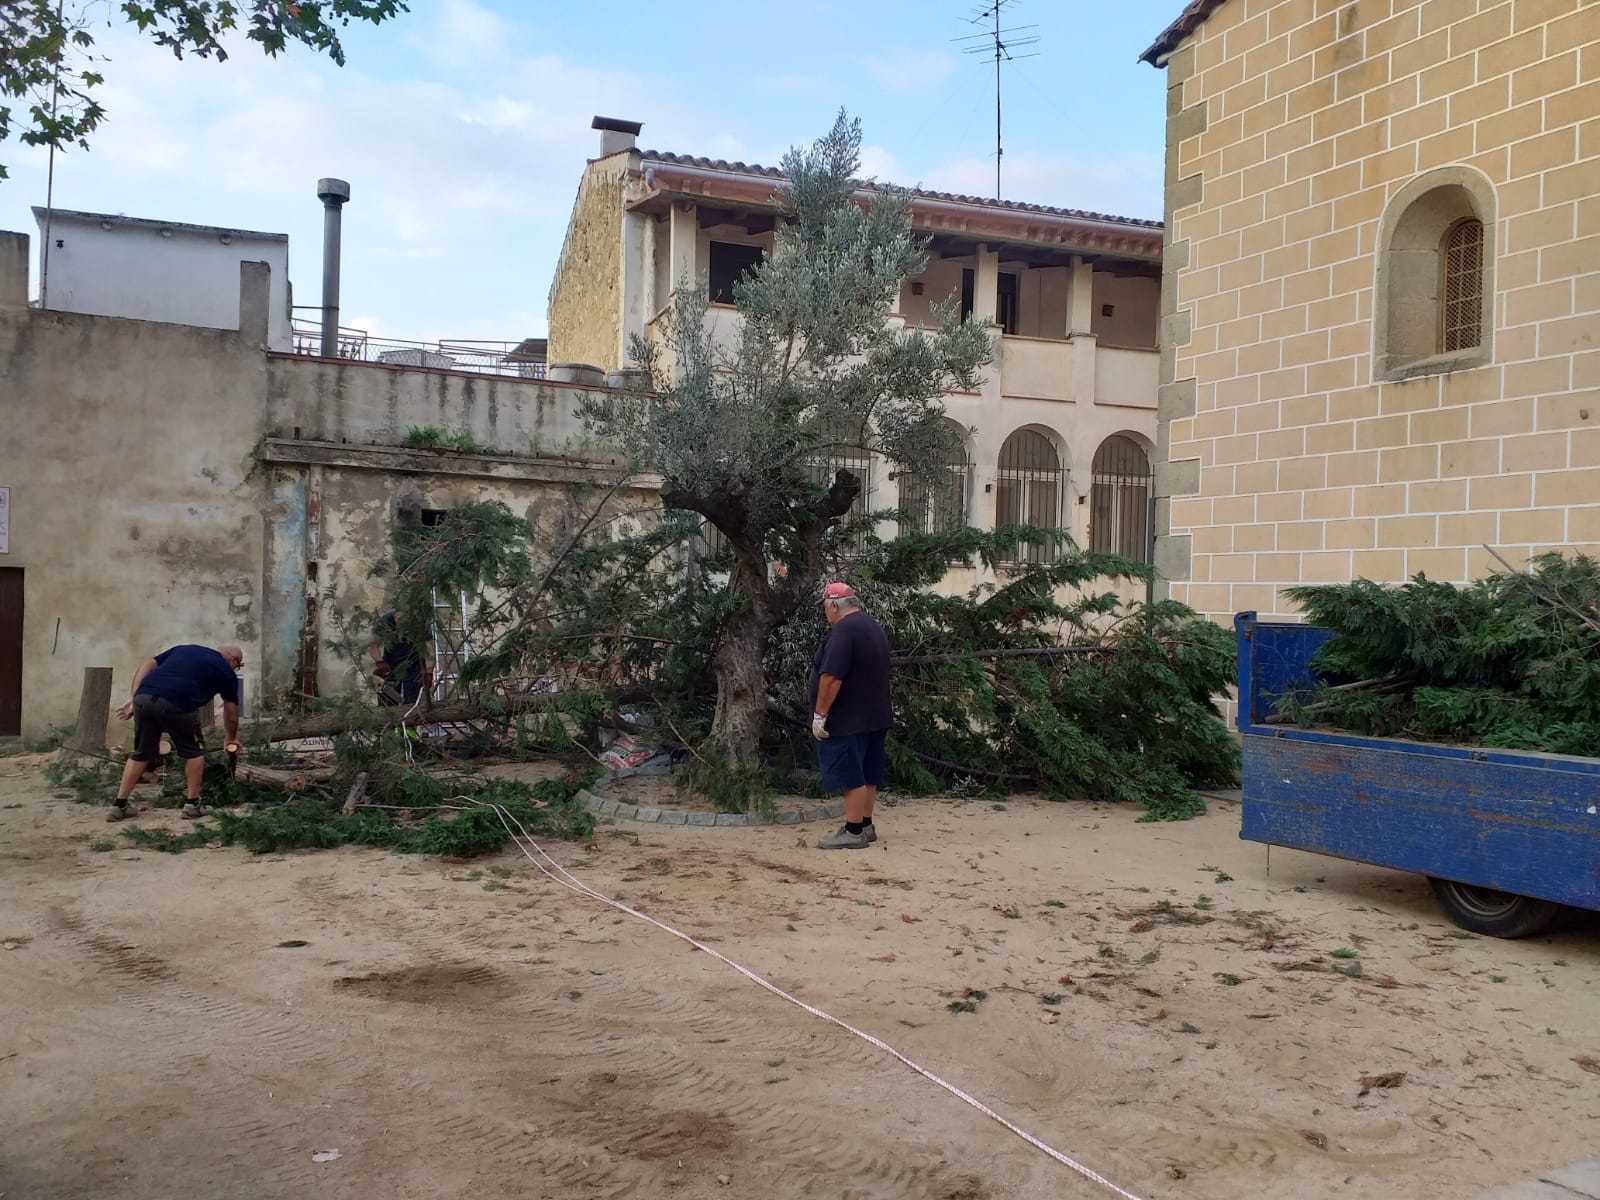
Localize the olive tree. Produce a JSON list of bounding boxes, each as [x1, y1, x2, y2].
[[578, 112, 991, 767]]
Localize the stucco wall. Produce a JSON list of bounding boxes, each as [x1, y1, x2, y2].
[[2, 229, 646, 739], [898, 258, 969, 325], [290, 462, 658, 698], [1091, 273, 1160, 348], [0, 238, 270, 740], [264, 357, 611, 462], [547, 156, 632, 371], [36, 212, 293, 350], [1155, 0, 1600, 625]]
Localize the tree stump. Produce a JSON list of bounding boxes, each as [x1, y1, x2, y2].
[[341, 772, 370, 815], [63, 667, 113, 756]]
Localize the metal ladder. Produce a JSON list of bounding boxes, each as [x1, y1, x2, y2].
[[429, 588, 475, 705]]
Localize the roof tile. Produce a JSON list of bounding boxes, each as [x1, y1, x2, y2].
[[640, 150, 1161, 231]]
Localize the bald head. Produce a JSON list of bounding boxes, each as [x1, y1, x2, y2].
[[216, 643, 244, 669]]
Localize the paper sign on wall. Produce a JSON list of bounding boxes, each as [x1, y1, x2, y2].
[[0, 487, 9, 554]]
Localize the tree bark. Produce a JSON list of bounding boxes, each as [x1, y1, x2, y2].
[[65, 667, 113, 754], [709, 605, 771, 770], [243, 691, 565, 743]]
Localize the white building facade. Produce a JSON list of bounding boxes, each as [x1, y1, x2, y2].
[[549, 118, 1165, 585], [32, 207, 294, 351]]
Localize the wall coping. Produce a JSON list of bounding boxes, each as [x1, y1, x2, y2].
[[259, 437, 658, 487]]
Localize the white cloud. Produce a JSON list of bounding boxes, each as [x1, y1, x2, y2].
[[0, 11, 1161, 349], [920, 151, 1164, 221], [862, 47, 959, 93], [0, 17, 740, 340], [858, 145, 903, 183]]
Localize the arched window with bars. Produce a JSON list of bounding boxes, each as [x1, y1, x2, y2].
[[1374, 168, 1495, 381], [898, 422, 970, 539], [995, 428, 1066, 564], [809, 417, 874, 557], [1090, 434, 1154, 564]]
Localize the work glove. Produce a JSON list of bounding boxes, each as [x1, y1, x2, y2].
[[811, 712, 830, 740], [373, 661, 393, 679]]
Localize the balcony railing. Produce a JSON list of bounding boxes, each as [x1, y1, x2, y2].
[[289, 315, 546, 380]]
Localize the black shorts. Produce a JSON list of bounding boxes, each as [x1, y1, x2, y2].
[[131, 694, 206, 761], [816, 729, 888, 793]]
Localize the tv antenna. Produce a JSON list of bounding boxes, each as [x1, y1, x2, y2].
[[955, 0, 1041, 200]]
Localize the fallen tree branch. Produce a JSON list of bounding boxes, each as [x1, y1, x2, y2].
[[891, 645, 1114, 668], [234, 763, 338, 791], [1259, 675, 1415, 726], [341, 771, 370, 814], [1484, 543, 1600, 636], [906, 749, 1019, 783], [245, 691, 568, 743]]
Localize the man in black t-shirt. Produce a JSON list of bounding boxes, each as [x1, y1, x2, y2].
[[109, 643, 243, 822], [809, 582, 894, 850], [368, 612, 432, 707]]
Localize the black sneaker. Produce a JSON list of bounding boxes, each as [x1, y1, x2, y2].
[[180, 802, 208, 820], [106, 801, 135, 822]]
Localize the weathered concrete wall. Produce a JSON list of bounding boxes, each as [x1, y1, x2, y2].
[[0, 237, 270, 740], [2, 228, 645, 739], [264, 356, 618, 464], [292, 458, 657, 697], [547, 155, 632, 371]]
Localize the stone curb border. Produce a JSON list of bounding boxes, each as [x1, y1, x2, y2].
[[578, 786, 844, 828]]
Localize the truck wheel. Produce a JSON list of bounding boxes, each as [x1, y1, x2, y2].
[[1427, 878, 1561, 939]]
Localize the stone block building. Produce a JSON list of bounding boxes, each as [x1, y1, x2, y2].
[[1142, 0, 1600, 622], [548, 117, 1167, 587]]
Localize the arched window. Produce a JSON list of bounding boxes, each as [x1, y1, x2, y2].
[[1090, 435, 1153, 563], [1440, 218, 1484, 354], [995, 429, 1065, 564], [898, 422, 970, 539], [808, 417, 873, 557], [1375, 169, 1496, 381]]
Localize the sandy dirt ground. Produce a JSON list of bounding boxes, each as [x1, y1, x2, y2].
[[2, 757, 1598, 1200]]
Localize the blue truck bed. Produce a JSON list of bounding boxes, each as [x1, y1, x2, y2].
[[1234, 613, 1600, 927]]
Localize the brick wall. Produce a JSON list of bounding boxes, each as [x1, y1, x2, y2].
[[1156, 0, 1600, 624], [547, 156, 630, 371]]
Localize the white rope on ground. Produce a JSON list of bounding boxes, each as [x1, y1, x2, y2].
[[472, 799, 1152, 1200]]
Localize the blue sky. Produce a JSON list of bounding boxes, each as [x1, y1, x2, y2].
[[0, 1, 1179, 343]]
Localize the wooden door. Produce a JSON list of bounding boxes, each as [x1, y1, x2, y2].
[[0, 568, 20, 736]]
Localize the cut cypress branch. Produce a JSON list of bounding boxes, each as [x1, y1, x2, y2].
[[1278, 553, 1600, 752]]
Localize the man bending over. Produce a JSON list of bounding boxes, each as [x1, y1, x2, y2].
[[108, 643, 243, 821]]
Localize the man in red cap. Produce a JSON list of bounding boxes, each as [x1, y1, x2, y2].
[[810, 582, 894, 849]]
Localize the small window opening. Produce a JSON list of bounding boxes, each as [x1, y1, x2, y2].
[[708, 241, 764, 304]]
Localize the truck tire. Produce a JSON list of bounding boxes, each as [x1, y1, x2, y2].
[[1427, 878, 1561, 939]]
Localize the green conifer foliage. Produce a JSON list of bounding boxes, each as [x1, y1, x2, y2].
[[1280, 554, 1600, 754]]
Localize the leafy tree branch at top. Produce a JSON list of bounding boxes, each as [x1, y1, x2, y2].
[[0, 0, 408, 179]]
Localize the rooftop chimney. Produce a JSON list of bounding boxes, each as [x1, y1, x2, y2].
[[316, 177, 350, 358], [592, 116, 643, 158]]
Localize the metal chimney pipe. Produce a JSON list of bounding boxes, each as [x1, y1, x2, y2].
[[316, 177, 351, 358]]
